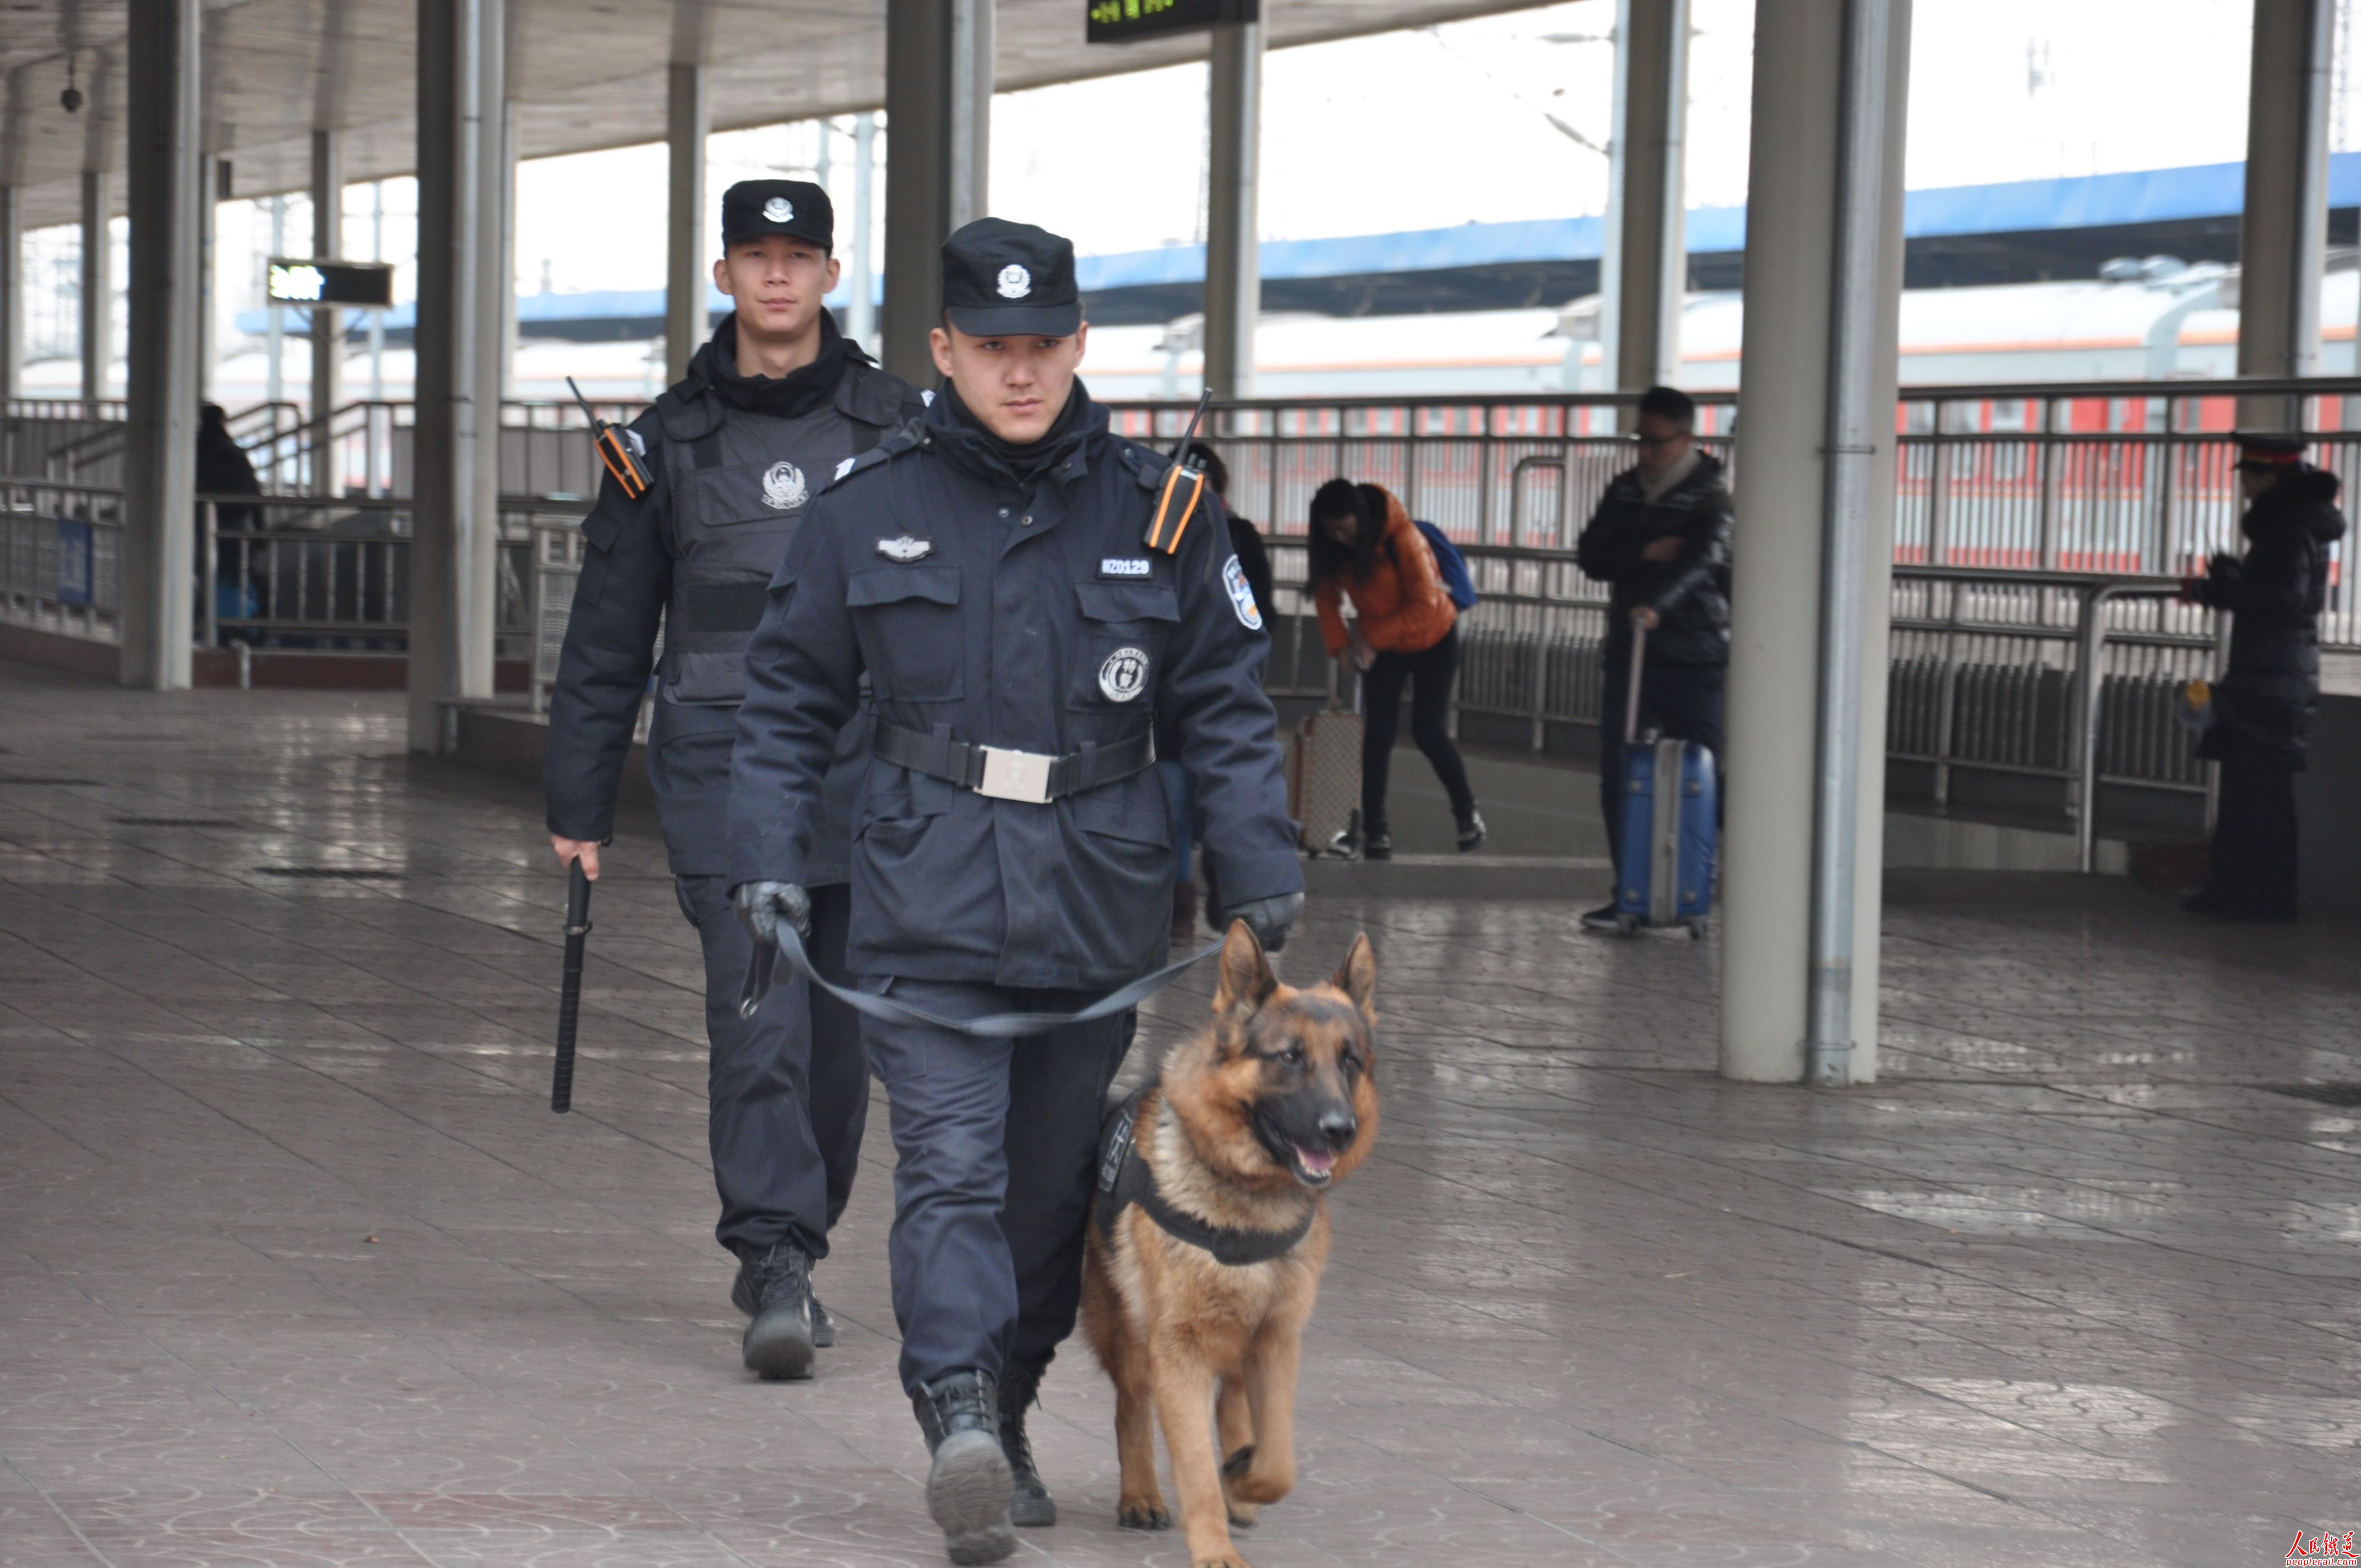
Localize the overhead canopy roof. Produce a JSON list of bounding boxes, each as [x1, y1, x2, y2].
[[3, 0, 1551, 230]]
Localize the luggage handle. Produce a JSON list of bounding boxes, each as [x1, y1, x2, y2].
[[1623, 620, 1646, 747]]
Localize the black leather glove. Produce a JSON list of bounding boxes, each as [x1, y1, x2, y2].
[[733, 880, 812, 945], [1222, 891, 1304, 952]]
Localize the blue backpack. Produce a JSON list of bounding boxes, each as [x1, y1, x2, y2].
[[1415, 519, 1479, 609]]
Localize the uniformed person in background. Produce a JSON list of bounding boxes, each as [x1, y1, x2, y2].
[[728, 217, 1303, 1566], [544, 179, 924, 1382], [2180, 431, 2348, 922]]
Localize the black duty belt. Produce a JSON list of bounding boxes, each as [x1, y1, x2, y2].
[[873, 720, 1155, 806]]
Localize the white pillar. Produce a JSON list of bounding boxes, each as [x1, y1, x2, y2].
[[2237, 0, 2332, 429], [882, 0, 992, 383], [80, 168, 112, 404], [848, 112, 879, 355], [463, 18, 512, 701], [410, 0, 480, 752], [1611, 0, 1689, 399], [121, 0, 201, 691], [1720, 0, 1911, 1085], [665, 62, 708, 385], [310, 129, 343, 495], [1203, 19, 1263, 400]]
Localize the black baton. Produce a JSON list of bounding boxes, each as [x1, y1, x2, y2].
[[552, 859, 593, 1112]]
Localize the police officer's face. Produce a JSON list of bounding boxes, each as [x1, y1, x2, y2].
[[929, 323, 1091, 445], [1635, 412, 1693, 481], [714, 237, 842, 341]]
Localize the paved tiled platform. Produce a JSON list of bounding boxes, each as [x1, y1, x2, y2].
[[2, 661, 2357, 1567]]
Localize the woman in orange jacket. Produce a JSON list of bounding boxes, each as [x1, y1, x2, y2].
[[1309, 479, 1484, 857]]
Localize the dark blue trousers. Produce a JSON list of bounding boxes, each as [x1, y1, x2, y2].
[[859, 981, 1129, 1393], [676, 876, 868, 1261]]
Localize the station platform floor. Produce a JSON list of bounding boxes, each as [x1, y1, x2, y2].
[[1, 661, 2357, 1568]]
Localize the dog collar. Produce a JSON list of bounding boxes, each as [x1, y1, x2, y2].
[[1094, 1084, 1316, 1267]]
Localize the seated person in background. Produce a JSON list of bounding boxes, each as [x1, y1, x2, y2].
[[1308, 477, 1484, 859], [1574, 384, 1733, 930]]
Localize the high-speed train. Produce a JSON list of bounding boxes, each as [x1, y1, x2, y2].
[[17, 261, 2359, 407]]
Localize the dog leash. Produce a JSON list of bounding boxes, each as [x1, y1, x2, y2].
[[741, 922, 1224, 1039]]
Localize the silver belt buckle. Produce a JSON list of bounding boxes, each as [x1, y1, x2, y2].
[[975, 745, 1056, 804]]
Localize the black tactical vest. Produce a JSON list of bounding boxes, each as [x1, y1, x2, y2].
[[656, 362, 913, 705]]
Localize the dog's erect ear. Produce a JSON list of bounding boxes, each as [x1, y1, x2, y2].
[[1213, 919, 1278, 1018], [1330, 932, 1376, 1016]]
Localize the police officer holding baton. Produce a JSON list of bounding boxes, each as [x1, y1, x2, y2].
[[728, 217, 1303, 1564], [544, 179, 923, 1381]]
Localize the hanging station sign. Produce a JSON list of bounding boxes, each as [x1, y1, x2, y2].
[[1086, 0, 1256, 45], [265, 259, 396, 308]]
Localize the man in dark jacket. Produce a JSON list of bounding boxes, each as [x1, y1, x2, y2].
[[543, 180, 924, 1381], [728, 217, 1302, 1564], [2181, 432, 2348, 922], [1574, 384, 1734, 928]]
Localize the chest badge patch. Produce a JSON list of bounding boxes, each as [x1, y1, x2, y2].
[[1223, 556, 1264, 631], [1100, 557, 1151, 579], [763, 460, 808, 511], [876, 535, 933, 563], [1098, 646, 1150, 703]]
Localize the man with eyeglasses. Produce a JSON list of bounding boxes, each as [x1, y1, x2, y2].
[[1574, 384, 1734, 930]]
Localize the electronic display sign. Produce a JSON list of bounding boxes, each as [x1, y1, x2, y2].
[[1087, 0, 1256, 45], [266, 259, 396, 308]]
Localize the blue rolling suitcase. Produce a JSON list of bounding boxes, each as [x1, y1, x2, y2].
[[1612, 626, 1717, 938]]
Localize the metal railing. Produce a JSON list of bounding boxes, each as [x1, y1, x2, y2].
[[2, 477, 122, 639]]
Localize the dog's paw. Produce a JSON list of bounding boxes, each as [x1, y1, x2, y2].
[[1117, 1497, 1171, 1531], [1226, 1501, 1260, 1528], [1193, 1554, 1253, 1568]]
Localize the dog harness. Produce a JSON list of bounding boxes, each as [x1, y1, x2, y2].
[[1092, 1082, 1317, 1267]]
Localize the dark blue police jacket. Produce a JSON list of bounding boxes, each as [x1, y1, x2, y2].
[[729, 384, 1303, 990], [543, 324, 918, 881]]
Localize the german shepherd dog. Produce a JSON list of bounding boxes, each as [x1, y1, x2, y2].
[[1080, 922, 1380, 1568]]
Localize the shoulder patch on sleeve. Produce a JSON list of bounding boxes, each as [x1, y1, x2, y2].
[[1223, 554, 1264, 631]]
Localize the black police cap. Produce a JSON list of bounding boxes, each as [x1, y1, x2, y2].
[[721, 180, 834, 251], [942, 217, 1081, 336], [2233, 431, 2306, 469]]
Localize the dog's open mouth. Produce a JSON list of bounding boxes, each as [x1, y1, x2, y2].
[[1290, 1145, 1339, 1186]]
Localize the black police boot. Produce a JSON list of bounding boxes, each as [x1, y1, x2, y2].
[[732, 1240, 815, 1381], [1362, 829, 1393, 861], [997, 1357, 1056, 1526], [1456, 808, 1488, 852], [912, 1371, 1016, 1565], [810, 1294, 835, 1348]]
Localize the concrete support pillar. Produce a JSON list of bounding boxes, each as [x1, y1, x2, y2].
[[1720, 0, 1911, 1085], [80, 168, 112, 404], [121, 0, 201, 691], [309, 129, 342, 494], [1, 187, 20, 401], [2237, 0, 2332, 429], [665, 62, 708, 385], [193, 153, 215, 402], [882, 0, 992, 383], [848, 112, 879, 353], [463, 12, 512, 700], [1609, 0, 1689, 401], [1203, 20, 1262, 401], [410, 0, 481, 751]]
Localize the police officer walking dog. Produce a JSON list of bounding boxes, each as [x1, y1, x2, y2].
[[728, 217, 1304, 1565], [545, 180, 923, 1381]]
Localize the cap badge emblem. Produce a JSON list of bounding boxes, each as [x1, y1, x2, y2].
[[1098, 646, 1149, 703], [877, 535, 933, 563], [763, 196, 795, 224], [996, 264, 1032, 300], [762, 461, 808, 511]]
